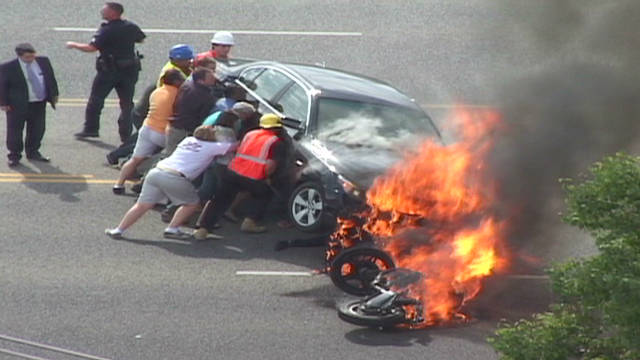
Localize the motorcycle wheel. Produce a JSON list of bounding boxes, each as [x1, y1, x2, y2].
[[329, 246, 395, 296], [337, 300, 406, 327]]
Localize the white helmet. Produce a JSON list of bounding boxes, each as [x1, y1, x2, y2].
[[211, 31, 235, 46]]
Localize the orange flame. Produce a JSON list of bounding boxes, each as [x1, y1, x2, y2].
[[333, 106, 508, 326]]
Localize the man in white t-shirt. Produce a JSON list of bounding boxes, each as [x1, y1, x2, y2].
[[105, 125, 234, 240]]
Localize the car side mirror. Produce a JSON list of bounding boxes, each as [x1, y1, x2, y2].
[[282, 117, 305, 140], [293, 125, 306, 141]]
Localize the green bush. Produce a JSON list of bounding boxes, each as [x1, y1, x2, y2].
[[489, 153, 640, 359]]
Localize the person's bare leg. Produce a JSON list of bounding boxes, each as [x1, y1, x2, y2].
[[168, 203, 200, 228], [116, 156, 145, 186], [116, 202, 155, 231]]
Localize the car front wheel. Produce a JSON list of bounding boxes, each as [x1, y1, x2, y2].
[[288, 181, 330, 232]]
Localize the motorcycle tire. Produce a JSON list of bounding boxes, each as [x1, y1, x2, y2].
[[329, 246, 395, 296], [337, 300, 406, 328]]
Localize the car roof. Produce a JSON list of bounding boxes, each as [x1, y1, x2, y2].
[[232, 60, 422, 110]]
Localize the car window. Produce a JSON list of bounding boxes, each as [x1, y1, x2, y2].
[[315, 98, 439, 149], [251, 68, 293, 101], [275, 83, 309, 122], [238, 68, 264, 87]]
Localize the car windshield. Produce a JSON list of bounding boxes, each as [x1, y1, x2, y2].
[[315, 98, 439, 149]]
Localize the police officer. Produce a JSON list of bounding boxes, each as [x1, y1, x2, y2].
[[66, 2, 145, 142]]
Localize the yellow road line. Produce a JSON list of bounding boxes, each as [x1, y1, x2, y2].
[[58, 98, 119, 102], [57, 103, 118, 107], [57, 98, 120, 107]]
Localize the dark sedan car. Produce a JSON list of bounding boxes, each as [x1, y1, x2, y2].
[[220, 60, 441, 232]]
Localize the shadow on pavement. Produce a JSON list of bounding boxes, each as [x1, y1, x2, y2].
[[74, 137, 117, 151], [344, 327, 433, 347], [280, 283, 341, 310], [18, 160, 88, 202], [112, 226, 328, 269]]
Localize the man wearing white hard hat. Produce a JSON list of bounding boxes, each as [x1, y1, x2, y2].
[[195, 31, 234, 66]]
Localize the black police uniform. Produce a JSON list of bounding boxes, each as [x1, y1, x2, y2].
[[81, 19, 145, 141]]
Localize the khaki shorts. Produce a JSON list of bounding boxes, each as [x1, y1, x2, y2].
[[138, 168, 199, 205], [132, 125, 165, 158]]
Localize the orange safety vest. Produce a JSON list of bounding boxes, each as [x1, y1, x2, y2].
[[228, 129, 281, 180]]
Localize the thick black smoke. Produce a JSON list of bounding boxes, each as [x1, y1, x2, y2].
[[487, 1, 640, 255]]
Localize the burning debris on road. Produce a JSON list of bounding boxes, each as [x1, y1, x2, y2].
[[329, 107, 510, 327]]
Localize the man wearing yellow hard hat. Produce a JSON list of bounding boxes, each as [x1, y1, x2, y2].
[[194, 113, 289, 237]]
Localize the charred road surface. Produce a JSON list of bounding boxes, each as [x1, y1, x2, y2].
[[2, 0, 622, 359]]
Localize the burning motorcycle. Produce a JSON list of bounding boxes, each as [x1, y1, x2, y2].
[[337, 268, 427, 328], [328, 108, 506, 328], [325, 213, 402, 296], [328, 244, 395, 296], [337, 267, 467, 328]]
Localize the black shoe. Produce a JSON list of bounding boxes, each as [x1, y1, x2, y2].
[[8, 159, 19, 167], [75, 131, 99, 138], [106, 153, 119, 166], [131, 182, 143, 194], [26, 152, 50, 162]]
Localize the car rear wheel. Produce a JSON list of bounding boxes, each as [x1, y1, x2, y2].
[[289, 181, 331, 233]]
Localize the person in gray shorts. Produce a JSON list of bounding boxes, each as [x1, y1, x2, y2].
[[105, 125, 235, 240], [112, 69, 185, 194]]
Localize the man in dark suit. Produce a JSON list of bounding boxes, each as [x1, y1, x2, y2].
[[0, 43, 59, 167]]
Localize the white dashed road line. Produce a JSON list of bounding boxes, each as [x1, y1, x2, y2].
[[53, 27, 363, 37], [236, 271, 314, 277]]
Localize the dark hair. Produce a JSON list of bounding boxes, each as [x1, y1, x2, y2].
[[15, 43, 36, 56], [192, 68, 213, 83], [196, 56, 216, 70], [217, 111, 239, 128], [224, 84, 247, 100], [162, 69, 185, 86], [105, 2, 124, 14]]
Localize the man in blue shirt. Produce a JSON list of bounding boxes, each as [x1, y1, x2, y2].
[[66, 2, 145, 142]]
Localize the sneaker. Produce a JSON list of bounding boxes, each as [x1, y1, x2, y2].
[[240, 218, 267, 233], [192, 228, 209, 241], [112, 185, 125, 195], [105, 228, 123, 239], [163, 229, 193, 241]]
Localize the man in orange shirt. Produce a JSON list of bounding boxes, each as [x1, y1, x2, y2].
[[112, 69, 184, 194]]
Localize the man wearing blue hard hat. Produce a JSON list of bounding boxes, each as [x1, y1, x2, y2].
[[157, 44, 194, 87], [107, 44, 195, 165]]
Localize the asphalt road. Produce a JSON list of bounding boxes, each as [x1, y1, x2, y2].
[[3, 0, 630, 359]]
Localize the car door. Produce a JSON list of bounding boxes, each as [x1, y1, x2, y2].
[[237, 66, 294, 116], [271, 81, 310, 134]]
